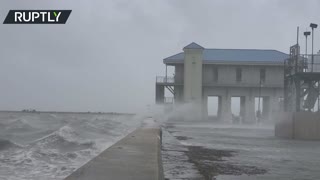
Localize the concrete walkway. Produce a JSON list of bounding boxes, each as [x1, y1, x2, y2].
[[64, 127, 163, 180], [163, 121, 320, 180]]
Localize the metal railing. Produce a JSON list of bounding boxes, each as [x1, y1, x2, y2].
[[156, 76, 175, 83], [302, 54, 320, 72], [285, 54, 320, 73]]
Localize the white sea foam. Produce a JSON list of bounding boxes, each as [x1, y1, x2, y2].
[[0, 112, 143, 180]]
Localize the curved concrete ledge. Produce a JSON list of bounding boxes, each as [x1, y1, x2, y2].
[[64, 127, 163, 180]]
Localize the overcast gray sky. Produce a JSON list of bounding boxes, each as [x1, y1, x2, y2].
[[0, 0, 319, 113]]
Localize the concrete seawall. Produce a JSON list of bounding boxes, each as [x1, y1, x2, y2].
[[64, 127, 164, 180], [275, 112, 320, 140]]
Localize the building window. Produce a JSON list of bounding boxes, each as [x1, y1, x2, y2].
[[260, 68, 266, 83], [213, 67, 218, 82], [236, 68, 242, 82]]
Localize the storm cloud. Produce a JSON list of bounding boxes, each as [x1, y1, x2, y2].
[[0, 0, 319, 113]]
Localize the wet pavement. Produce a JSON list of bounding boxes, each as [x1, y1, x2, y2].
[[162, 121, 320, 180]]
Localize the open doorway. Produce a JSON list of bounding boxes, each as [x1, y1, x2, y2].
[[231, 97, 241, 123], [163, 65, 175, 104], [207, 96, 219, 120], [164, 88, 174, 104]]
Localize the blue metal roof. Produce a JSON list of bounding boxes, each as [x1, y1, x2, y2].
[[164, 48, 289, 64]]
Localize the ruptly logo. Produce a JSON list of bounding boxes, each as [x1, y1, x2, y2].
[[3, 10, 72, 24]]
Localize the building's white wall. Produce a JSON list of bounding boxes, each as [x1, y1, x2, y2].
[[183, 49, 203, 103], [202, 65, 213, 83], [175, 64, 284, 87], [202, 65, 283, 86], [265, 66, 284, 86], [174, 65, 184, 83]]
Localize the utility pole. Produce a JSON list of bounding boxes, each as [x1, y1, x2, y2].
[[310, 23, 318, 72], [304, 31, 311, 55]]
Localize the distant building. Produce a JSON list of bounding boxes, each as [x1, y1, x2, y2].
[[155, 42, 288, 123]]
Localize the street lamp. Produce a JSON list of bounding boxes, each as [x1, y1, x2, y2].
[[304, 31, 311, 55], [310, 23, 318, 72]]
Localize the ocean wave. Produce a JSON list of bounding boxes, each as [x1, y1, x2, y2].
[[32, 125, 95, 152], [0, 139, 21, 150], [48, 114, 58, 118], [3, 118, 35, 131], [0, 112, 140, 180], [80, 121, 119, 135]]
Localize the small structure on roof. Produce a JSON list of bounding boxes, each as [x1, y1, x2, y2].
[[156, 42, 289, 123]]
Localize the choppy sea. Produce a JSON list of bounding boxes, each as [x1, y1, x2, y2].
[[0, 112, 142, 180]]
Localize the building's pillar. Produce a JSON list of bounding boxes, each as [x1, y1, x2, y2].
[[217, 96, 222, 120], [174, 86, 183, 103], [240, 96, 246, 123], [182, 43, 204, 120], [183, 43, 203, 104], [269, 96, 280, 123], [244, 95, 256, 123], [220, 94, 232, 122], [262, 96, 271, 122], [155, 85, 165, 104], [202, 95, 208, 121]]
